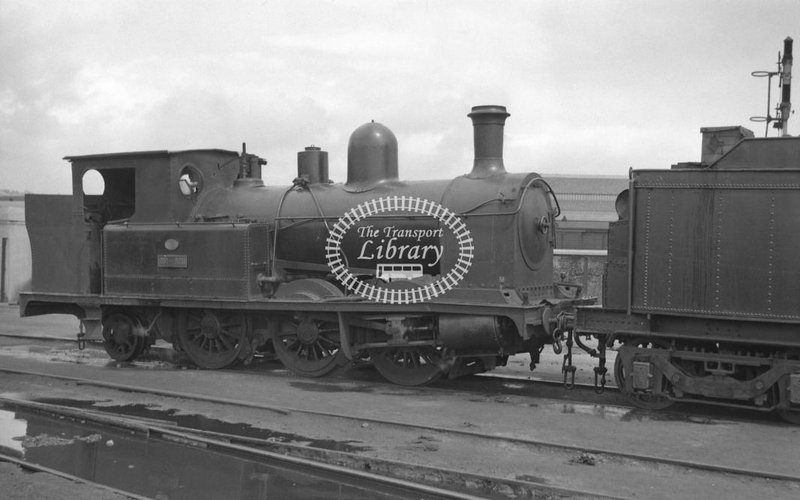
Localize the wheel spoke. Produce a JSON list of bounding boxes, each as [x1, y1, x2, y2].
[[218, 333, 233, 351], [315, 341, 335, 357], [317, 336, 339, 348]]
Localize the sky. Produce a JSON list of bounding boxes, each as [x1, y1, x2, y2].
[[1, 0, 798, 194]]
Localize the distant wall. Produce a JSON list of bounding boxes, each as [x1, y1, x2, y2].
[[554, 250, 606, 304], [0, 199, 32, 304]]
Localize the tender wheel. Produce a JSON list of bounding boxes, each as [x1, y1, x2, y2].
[[369, 346, 444, 386], [777, 351, 800, 424], [273, 317, 343, 377], [102, 311, 147, 362], [178, 309, 246, 369], [614, 338, 674, 410]]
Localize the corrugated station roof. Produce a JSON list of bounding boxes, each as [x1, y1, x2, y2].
[[547, 175, 627, 221], [0, 190, 25, 202], [546, 175, 628, 195]]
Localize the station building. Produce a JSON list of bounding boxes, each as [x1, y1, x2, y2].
[[548, 175, 627, 302], [0, 193, 31, 304], [549, 176, 627, 250]]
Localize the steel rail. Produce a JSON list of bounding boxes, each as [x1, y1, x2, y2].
[[2, 333, 786, 424], [0, 396, 609, 500], [1, 366, 798, 486], [0, 452, 152, 500], [477, 370, 616, 390], [0, 333, 95, 343], [0, 332, 609, 390]]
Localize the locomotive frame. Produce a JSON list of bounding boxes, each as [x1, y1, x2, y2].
[[19, 105, 588, 386]]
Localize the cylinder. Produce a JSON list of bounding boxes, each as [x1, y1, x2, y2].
[[438, 314, 503, 351], [467, 105, 510, 179], [297, 146, 329, 184]]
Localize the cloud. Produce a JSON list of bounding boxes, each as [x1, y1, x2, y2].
[[1, 0, 799, 194]]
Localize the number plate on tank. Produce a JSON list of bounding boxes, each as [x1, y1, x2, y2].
[[158, 254, 188, 269]]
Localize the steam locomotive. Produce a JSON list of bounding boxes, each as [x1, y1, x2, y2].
[[19, 37, 800, 423], [20, 105, 586, 386]]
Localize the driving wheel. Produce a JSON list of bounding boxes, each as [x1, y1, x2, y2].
[[178, 309, 246, 369], [273, 317, 343, 377], [369, 346, 444, 386], [102, 311, 147, 362]]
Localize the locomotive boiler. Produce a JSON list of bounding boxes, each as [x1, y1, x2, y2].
[[575, 37, 800, 423], [20, 105, 586, 385]]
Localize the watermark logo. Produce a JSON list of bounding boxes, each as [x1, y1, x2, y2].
[[325, 196, 473, 304]]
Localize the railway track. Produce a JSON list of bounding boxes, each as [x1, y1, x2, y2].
[[0, 331, 614, 394], [0, 331, 609, 387], [1, 394, 607, 500], [0, 452, 151, 500], [1, 364, 798, 500], [0, 332, 785, 425]]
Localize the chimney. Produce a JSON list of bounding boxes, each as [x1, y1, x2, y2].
[[467, 105, 510, 179]]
